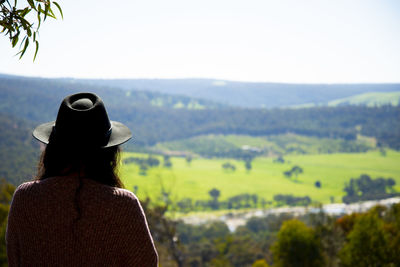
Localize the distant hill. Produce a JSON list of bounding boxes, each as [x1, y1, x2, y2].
[[62, 77, 400, 108], [0, 75, 223, 117], [328, 92, 400, 107]]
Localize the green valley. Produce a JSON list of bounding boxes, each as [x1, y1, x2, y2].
[[120, 149, 400, 208]]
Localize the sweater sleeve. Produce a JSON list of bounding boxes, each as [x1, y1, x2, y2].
[[123, 196, 159, 267], [6, 186, 24, 267]]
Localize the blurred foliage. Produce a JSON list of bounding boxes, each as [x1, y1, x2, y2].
[[0, 113, 39, 185], [271, 219, 324, 267], [144, 200, 400, 267], [0, 179, 15, 266], [338, 205, 400, 266], [0, 0, 62, 60]]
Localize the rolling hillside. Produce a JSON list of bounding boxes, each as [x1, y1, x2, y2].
[[328, 91, 400, 107], [67, 77, 400, 108]]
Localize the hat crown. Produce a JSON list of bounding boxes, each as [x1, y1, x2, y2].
[[71, 98, 93, 110], [54, 93, 112, 147]]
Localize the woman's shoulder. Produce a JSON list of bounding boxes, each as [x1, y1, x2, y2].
[[9, 181, 39, 209], [13, 180, 39, 195], [96, 185, 140, 207], [13, 176, 69, 195]]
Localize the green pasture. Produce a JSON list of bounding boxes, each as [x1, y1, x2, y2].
[[120, 150, 400, 205], [328, 91, 400, 107]]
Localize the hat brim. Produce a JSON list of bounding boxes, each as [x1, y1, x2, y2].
[[32, 121, 132, 148]]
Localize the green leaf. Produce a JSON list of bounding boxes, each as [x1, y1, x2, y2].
[[37, 9, 41, 28], [21, 7, 31, 17], [44, 2, 49, 21], [19, 37, 29, 59], [33, 40, 39, 61], [11, 35, 18, 47], [19, 16, 31, 30], [26, 27, 32, 37], [19, 36, 27, 48], [53, 1, 63, 19], [27, 0, 36, 10], [48, 7, 56, 18]]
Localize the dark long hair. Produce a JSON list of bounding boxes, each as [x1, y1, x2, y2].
[[36, 132, 124, 188]]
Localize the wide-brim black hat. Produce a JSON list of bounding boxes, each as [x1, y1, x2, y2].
[[33, 92, 132, 148]]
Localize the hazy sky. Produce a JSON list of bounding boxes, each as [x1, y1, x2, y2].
[[1, 0, 399, 83]]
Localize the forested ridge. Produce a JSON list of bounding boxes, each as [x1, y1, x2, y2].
[[65, 76, 400, 108]]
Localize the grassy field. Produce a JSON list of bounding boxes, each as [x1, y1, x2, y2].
[[328, 91, 400, 107], [120, 150, 400, 206]]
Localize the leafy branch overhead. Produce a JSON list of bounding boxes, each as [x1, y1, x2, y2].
[[0, 0, 63, 60]]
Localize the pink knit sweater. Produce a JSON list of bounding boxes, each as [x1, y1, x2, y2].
[[6, 175, 158, 266]]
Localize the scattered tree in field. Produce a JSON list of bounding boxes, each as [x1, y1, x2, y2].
[[208, 188, 221, 210], [273, 156, 285, 164], [185, 155, 192, 166], [291, 165, 303, 178], [146, 155, 160, 167], [1, 0, 63, 60], [163, 155, 172, 168], [139, 164, 148, 176], [222, 162, 236, 172], [245, 160, 252, 172], [283, 165, 303, 180], [315, 181, 321, 188], [209, 188, 220, 201], [272, 219, 324, 267]]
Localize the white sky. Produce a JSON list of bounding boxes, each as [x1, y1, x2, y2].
[[0, 0, 399, 83]]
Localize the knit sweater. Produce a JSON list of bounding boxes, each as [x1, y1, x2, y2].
[[6, 175, 158, 267]]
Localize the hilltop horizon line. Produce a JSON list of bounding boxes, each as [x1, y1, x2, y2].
[[1, 73, 399, 85]]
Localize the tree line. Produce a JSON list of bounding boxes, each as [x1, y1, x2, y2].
[[342, 174, 398, 204]]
